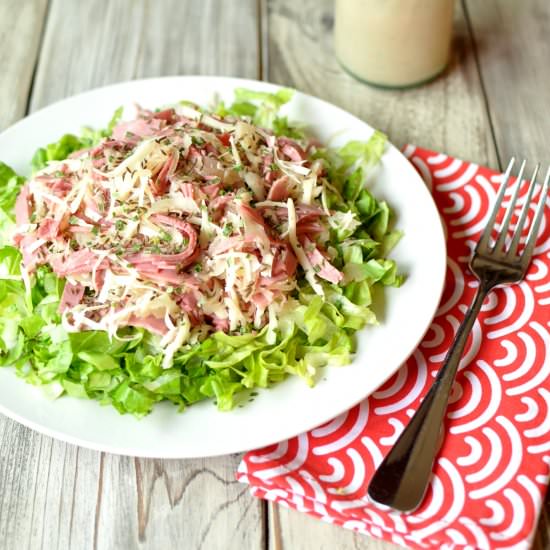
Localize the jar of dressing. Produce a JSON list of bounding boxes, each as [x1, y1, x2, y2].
[[334, 0, 455, 88]]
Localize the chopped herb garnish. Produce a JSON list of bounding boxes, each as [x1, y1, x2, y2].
[[7, 87, 398, 420]]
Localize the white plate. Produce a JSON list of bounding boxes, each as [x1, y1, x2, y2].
[[0, 76, 446, 458]]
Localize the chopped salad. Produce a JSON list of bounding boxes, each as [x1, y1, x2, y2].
[[0, 88, 403, 417]]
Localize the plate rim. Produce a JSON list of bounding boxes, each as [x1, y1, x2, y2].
[[0, 75, 447, 458]]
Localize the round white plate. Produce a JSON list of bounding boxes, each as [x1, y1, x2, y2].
[[0, 76, 446, 458]]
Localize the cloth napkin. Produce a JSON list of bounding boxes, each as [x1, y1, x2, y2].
[[237, 146, 550, 550]]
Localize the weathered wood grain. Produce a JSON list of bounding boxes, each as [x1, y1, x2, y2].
[[464, 2, 550, 547], [0, 0, 48, 130], [29, 0, 259, 112], [465, 0, 550, 166], [270, 503, 401, 550], [1, 1, 549, 549], [0, 1, 263, 550], [262, 0, 546, 549], [265, 0, 498, 168], [94, 454, 259, 550]]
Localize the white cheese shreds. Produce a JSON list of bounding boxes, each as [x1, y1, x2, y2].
[[16, 100, 351, 357], [286, 198, 324, 296]]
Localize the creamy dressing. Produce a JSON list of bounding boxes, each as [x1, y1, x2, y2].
[[334, 0, 455, 88]]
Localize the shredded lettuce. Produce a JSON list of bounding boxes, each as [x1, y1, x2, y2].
[[31, 134, 85, 173], [0, 89, 403, 417], [0, 162, 25, 212], [0, 162, 25, 246], [216, 87, 304, 139], [30, 106, 123, 172]]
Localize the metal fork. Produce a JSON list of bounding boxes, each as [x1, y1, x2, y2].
[[367, 158, 550, 512]]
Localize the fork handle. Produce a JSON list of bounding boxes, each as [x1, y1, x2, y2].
[[367, 283, 491, 512]]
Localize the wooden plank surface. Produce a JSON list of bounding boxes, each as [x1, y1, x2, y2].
[[1, 1, 549, 549], [263, 0, 546, 548], [269, 503, 398, 550], [29, 0, 259, 111], [465, 0, 550, 166], [0, 1, 264, 549], [264, 0, 498, 168], [0, 0, 48, 130], [466, 2, 550, 548], [465, 0, 550, 550]]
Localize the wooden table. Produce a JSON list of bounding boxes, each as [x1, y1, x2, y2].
[[0, 1, 548, 548]]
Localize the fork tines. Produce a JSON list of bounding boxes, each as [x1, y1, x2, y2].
[[476, 158, 550, 260]]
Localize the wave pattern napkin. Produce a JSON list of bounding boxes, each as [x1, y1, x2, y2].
[[237, 147, 550, 549]]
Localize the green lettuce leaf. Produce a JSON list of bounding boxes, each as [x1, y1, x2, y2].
[[31, 106, 124, 172], [31, 134, 85, 172], [0, 87, 404, 418], [0, 162, 26, 213], [338, 130, 387, 172], [216, 87, 303, 137]]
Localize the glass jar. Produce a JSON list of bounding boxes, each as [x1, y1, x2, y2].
[[334, 0, 455, 88]]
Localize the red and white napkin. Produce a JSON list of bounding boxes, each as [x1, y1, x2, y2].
[[237, 146, 550, 549]]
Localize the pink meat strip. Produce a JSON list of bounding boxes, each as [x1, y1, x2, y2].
[[111, 118, 161, 141], [210, 315, 230, 332], [301, 237, 343, 284], [208, 194, 232, 221], [131, 267, 188, 286], [250, 289, 274, 310], [59, 281, 85, 312], [37, 218, 61, 240], [125, 215, 199, 283], [15, 234, 43, 271], [261, 203, 325, 223], [179, 183, 195, 198], [296, 220, 324, 236], [267, 175, 290, 201], [202, 183, 221, 198], [278, 137, 307, 163], [49, 250, 109, 277], [125, 314, 168, 335], [15, 184, 30, 225], [271, 244, 297, 278], [152, 108, 176, 123], [152, 151, 179, 196], [178, 291, 202, 325], [236, 203, 273, 256], [207, 234, 260, 256]]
